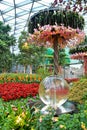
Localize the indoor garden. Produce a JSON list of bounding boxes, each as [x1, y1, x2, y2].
[[0, 0, 87, 129]]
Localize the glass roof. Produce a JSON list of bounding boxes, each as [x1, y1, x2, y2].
[[0, 0, 87, 42]]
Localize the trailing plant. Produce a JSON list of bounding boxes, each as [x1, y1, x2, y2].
[[28, 10, 85, 33], [70, 46, 87, 54], [69, 36, 87, 54]]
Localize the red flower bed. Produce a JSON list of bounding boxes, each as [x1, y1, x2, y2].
[[0, 82, 39, 101]]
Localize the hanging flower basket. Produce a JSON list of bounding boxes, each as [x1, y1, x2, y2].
[[28, 24, 85, 48], [70, 52, 87, 59]]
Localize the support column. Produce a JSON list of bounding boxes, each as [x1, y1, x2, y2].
[[53, 35, 59, 75]]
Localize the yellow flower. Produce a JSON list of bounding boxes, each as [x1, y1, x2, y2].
[[26, 75, 29, 80], [15, 115, 24, 126], [31, 127, 35, 130], [30, 75, 32, 81], [38, 76, 42, 81], [21, 76, 24, 80], [18, 76, 21, 80], [34, 75, 36, 80], [34, 107, 40, 113], [20, 112, 26, 119], [81, 122, 86, 130], [15, 116, 22, 124], [52, 117, 58, 122], [13, 78, 16, 81], [59, 124, 66, 129], [39, 115, 45, 122], [84, 110, 87, 114]]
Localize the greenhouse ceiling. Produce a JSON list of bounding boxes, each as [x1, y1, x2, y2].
[[0, 0, 87, 41]]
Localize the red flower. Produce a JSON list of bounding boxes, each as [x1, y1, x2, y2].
[[0, 82, 39, 101]]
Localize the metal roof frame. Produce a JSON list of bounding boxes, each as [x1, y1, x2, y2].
[[0, 0, 87, 41]]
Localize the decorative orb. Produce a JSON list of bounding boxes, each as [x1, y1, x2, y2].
[[39, 75, 69, 108]]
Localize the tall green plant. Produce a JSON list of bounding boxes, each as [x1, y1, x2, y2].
[[0, 21, 16, 72], [18, 31, 46, 73]]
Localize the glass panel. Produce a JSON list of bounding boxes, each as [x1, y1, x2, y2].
[[0, 0, 87, 40]]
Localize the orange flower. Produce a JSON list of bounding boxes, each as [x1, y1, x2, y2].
[[30, 75, 32, 81], [38, 76, 42, 81]]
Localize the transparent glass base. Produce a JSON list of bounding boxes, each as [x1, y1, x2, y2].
[[41, 100, 76, 115], [39, 75, 70, 108]]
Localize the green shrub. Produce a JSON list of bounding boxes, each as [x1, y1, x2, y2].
[[68, 78, 87, 104], [36, 67, 53, 78]]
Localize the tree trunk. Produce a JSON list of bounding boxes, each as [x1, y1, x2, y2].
[[29, 65, 32, 74], [53, 35, 59, 75], [2, 68, 7, 73], [24, 66, 27, 73], [15, 64, 18, 73], [58, 65, 63, 75]]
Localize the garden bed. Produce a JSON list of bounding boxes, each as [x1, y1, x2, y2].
[[0, 73, 87, 129]]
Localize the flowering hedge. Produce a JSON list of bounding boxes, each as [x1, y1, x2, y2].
[[0, 82, 39, 101], [0, 73, 42, 84]]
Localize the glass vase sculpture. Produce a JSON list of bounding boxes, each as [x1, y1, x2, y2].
[[39, 75, 70, 114]]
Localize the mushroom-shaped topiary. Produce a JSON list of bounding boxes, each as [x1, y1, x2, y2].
[[28, 24, 85, 75]]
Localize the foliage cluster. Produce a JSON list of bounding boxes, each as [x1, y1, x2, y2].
[[44, 48, 70, 66], [68, 77, 87, 104], [0, 97, 87, 130], [36, 67, 54, 78], [0, 21, 16, 73], [17, 31, 46, 74]]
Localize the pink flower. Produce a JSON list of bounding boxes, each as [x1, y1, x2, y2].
[[28, 24, 85, 48]]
